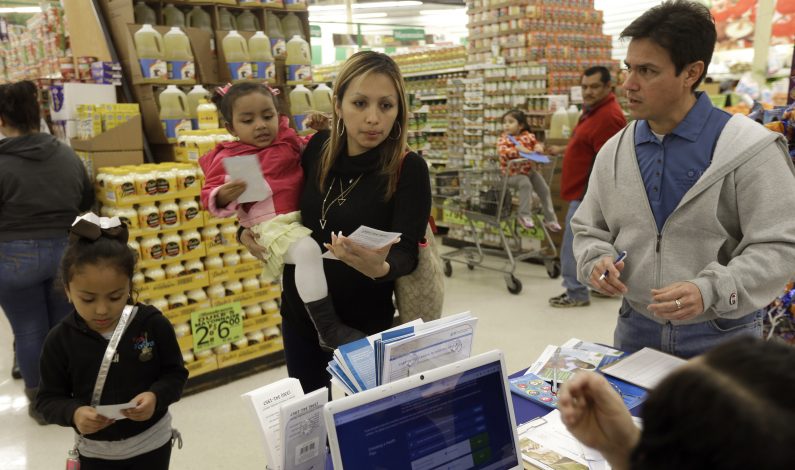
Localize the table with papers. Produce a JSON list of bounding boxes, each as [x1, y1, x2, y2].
[[510, 356, 645, 427]]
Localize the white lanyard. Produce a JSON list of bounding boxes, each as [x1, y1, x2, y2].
[[90, 305, 137, 407]]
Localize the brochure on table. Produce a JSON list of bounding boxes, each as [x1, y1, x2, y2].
[[242, 378, 328, 470], [327, 311, 478, 395], [511, 339, 646, 411]]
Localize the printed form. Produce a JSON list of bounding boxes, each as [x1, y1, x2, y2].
[[600, 347, 686, 389]]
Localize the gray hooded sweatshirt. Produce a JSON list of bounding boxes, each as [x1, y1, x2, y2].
[[0, 133, 94, 241], [572, 114, 795, 325]]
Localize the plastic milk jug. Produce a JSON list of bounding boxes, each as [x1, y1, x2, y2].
[[218, 7, 237, 31], [567, 104, 581, 132], [285, 35, 311, 83], [548, 106, 570, 139], [265, 12, 286, 58], [159, 85, 191, 139], [187, 6, 212, 33], [312, 83, 333, 114], [289, 85, 314, 133], [134, 24, 166, 79], [282, 13, 304, 39], [197, 99, 219, 130], [134, 2, 156, 25], [236, 10, 259, 31], [163, 4, 185, 28], [187, 84, 210, 129], [249, 31, 275, 81], [222, 31, 252, 80], [164, 27, 195, 81]]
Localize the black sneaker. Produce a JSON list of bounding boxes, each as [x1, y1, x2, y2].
[[549, 293, 590, 308]]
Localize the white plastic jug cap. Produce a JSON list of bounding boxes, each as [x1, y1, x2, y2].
[[228, 30, 241, 36], [169, 27, 181, 33], [253, 31, 266, 37], [166, 85, 179, 90], [291, 35, 302, 40], [141, 24, 155, 30]]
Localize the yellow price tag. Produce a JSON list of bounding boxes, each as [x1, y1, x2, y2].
[[191, 302, 244, 353]]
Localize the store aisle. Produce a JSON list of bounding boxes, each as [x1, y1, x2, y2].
[[0, 258, 620, 469]]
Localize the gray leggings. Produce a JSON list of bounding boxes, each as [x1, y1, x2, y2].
[[506, 171, 558, 222]]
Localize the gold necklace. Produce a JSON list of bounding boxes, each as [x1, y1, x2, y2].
[[319, 174, 363, 229]]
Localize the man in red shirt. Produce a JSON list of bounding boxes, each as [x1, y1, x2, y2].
[[548, 66, 627, 307]]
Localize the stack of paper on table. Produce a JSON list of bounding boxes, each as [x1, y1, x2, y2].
[[327, 311, 478, 395], [599, 347, 686, 390], [241, 378, 328, 470], [518, 409, 643, 470]]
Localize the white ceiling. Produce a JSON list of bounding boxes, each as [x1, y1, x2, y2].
[[308, 1, 467, 35]]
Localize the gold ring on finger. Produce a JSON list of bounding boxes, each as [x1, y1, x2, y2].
[[675, 298, 682, 310]]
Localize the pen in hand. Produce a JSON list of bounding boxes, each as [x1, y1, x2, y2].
[[598, 250, 628, 281], [552, 348, 559, 394]]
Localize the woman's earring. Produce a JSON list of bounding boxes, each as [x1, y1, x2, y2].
[[336, 117, 345, 138], [389, 122, 401, 140]]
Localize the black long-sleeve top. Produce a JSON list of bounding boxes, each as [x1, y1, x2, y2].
[[37, 303, 188, 441], [281, 130, 432, 339]]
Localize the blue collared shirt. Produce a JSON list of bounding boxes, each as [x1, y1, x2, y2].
[[635, 92, 731, 232]]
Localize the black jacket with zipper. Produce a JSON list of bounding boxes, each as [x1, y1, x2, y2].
[[36, 303, 188, 441]]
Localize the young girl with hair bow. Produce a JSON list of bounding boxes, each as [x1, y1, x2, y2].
[[37, 213, 187, 469]]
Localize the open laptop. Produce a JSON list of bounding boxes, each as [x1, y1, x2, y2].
[[324, 350, 522, 470]]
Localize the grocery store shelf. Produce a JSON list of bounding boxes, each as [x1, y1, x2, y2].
[[417, 94, 447, 101], [403, 67, 465, 78]]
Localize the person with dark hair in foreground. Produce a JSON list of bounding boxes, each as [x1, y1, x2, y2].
[[571, 0, 795, 357], [559, 336, 795, 470]]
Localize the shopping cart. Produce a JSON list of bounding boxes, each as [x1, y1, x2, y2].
[[433, 157, 561, 294]]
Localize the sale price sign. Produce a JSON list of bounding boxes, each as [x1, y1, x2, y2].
[[191, 302, 244, 353]]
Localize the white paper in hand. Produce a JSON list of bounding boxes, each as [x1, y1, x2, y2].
[[322, 226, 401, 260], [222, 154, 272, 204], [95, 401, 137, 420]]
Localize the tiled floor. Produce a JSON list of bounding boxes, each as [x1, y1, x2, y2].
[[0, 256, 621, 469]]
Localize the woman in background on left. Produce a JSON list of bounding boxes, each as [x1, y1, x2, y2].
[[0, 80, 95, 424]]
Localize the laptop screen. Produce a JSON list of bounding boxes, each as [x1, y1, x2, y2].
[[331, 360, 519, 470]]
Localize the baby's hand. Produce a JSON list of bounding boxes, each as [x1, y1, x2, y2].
[[516, 144, 532, 154], [216, 179, 247, 207], [304, 113, 330, 131], [533, 143, 545, 153]]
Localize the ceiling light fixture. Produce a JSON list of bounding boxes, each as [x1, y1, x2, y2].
[[309, 1, 422, 12], [313, 12, 389, 19], [0, 7, 42, 14], [419, 8, 467, 16]]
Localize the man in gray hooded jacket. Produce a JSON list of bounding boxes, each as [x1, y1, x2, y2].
[[571, 0, 795, 358]]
